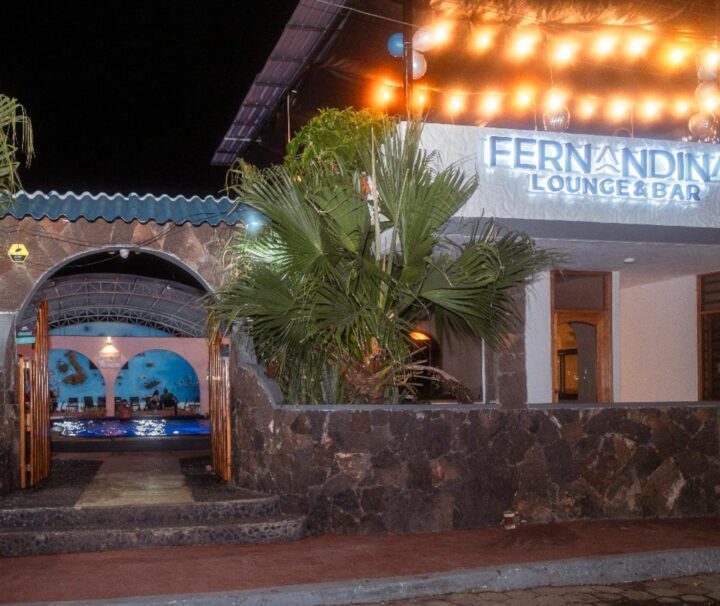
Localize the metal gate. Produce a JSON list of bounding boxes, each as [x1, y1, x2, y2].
[[19, 300, 51, 488], [209, 328, 231, 482]]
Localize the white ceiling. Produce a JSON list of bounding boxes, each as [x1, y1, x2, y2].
[[537, 238, 720, 287]]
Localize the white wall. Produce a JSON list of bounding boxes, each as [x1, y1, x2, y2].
[[525, 272, 552, 403], [620, 275, 697, 402]]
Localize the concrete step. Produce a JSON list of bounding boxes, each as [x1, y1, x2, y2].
[[0, 513, 306, 556], [0, 494, 282, 530]]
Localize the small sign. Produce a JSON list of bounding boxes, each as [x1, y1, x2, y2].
[[15, 324, 34, 344], [7, 243, 28, 263]]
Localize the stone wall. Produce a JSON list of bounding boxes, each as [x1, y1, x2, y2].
[[0, 314, 18, 495], [232, 365, 720, 535], [0, 217, 233, 313]]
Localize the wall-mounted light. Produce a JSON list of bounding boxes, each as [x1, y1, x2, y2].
[[98, 336, 121, 368], [409, 330, 431, 342], [100, 336, 118, 355]]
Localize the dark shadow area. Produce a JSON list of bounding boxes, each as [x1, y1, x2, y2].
[[0, 459, 102, 508]]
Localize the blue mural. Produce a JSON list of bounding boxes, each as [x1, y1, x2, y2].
[[49, 350, 106, 406], [114, 350, 199, 404], [50, 321, 170, 337]]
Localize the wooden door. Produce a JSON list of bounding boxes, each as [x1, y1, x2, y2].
[[208, 328, 231, 482], [19, 300, 51, 488], [553, 310, 612, 403], [551, 271, 613, 403]]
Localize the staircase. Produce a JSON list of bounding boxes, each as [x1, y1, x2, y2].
[[0, 492, 306, 556]]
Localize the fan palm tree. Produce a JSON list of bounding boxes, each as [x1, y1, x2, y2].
[[0, 94, 34, 205], [216, 114, 551, 404]]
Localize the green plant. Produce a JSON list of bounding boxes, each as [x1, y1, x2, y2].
[[284, 107, 389, 175], [0, 94, 33, 205], [217, 113, 551, 404]]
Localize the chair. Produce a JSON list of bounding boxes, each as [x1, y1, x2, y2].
[[129, 396, 140, 411], [97, 396, 106, 409], [83, 396, 94, 411], [66, 397, 79, 412]]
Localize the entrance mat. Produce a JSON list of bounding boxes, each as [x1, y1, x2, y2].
[[0, 459, 102, 508], [180, 456, 261, 502]]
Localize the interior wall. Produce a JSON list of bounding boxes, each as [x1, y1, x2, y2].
[[620, 274, 697, 402], [525, 271, 552, 403]]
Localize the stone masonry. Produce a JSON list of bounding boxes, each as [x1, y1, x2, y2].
[[232, 364, 720, 535]]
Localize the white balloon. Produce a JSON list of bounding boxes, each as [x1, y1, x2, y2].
[[412, 50, 427, 79], [689, 112, 717, 139], [413, 26, 436, 52]]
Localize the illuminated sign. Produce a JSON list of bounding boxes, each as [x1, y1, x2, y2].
[[485, 135, 720, 203]]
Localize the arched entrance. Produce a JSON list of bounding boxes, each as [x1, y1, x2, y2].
[[16, 247, 231, 485]]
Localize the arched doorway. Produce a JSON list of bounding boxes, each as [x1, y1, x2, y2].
[[16, 247, 231, 485]]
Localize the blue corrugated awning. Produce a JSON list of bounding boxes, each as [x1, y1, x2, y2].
[[2, 191, 257, 226]]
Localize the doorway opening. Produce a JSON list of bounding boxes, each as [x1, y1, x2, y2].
[[16, 248, 232, 487], [552, 270, 613, 403]]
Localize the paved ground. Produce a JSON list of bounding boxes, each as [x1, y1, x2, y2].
[[367, 573, 720, 605], [0, 452, 257, 511], [2, 454, 719, 605], [2, 518, 720, 603]]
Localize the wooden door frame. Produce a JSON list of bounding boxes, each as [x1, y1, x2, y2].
[[551, 271, 613, 403], [697, 271, 720, 400]]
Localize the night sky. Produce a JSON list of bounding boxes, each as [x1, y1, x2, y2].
[[2, 0, 298, 196]]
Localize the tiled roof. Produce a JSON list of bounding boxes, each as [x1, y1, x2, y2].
[[3, 191, 253, 226]]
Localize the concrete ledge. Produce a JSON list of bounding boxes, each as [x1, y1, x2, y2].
[[528, 401, 720, 410], [23, 547, 720, 606]]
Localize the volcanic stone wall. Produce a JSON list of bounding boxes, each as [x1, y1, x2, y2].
[[0, 315, 18, 495], [0, 217, 232, 313], [232, 365, 720, 535]]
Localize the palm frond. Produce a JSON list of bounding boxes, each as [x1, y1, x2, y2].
[[0, 95, 33, 206]]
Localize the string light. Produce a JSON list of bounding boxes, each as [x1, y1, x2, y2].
[[447, 93, 466, 115], [639, 98, 663, 121], [553, 40, 579, 66], [473, 27, 495, 53], [370, 79, 706, 124], [545, 89, 567, 112], [431, 21, 453, 46], [577, 98, 597, 119], [480, 93, 503, 117], [673, 98, 692, 117], [513, 86, 535, 110], [626, 34, 653, 57], [608, 98, 631, 121], [373, 83, 396, 108], [594, 34, 619, 57], [511, 30, 540, 59], [413, 89, 428, 110], [666, 46, 690, 67]]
